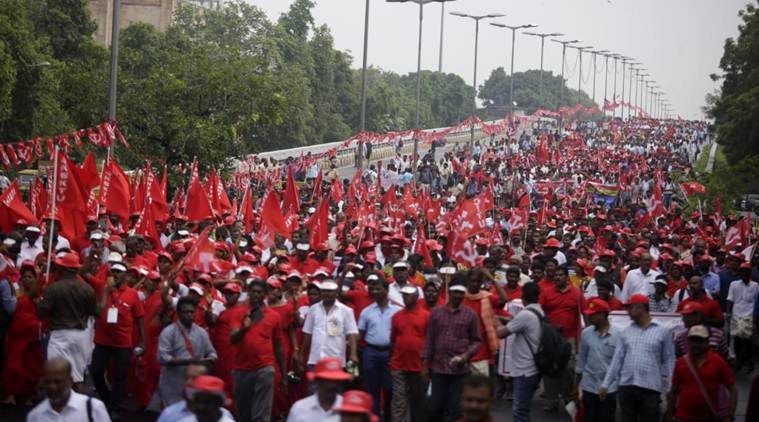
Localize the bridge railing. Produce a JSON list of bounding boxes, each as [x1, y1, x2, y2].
[[243, 119, 504, 170]]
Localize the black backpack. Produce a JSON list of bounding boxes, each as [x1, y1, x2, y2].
[[522, 308, 571, 377]]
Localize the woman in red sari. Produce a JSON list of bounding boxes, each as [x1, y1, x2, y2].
[[1, 261, 44, 405]]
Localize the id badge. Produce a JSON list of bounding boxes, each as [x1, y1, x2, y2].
[[327, 318, 342, 336], [107, 306, 119, 324]]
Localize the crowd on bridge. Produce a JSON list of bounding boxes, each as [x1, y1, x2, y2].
[[0, 116, 758, 422]]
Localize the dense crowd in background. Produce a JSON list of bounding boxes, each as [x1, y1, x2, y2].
[[0, 116, 758, 422]]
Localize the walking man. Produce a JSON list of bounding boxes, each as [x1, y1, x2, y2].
[[496, 282, 543, 422], [727, 262, 758, 372], [422, 279, 482, 421], [575, 298, 620, 422], [599, 294, 676, 422], [358, 274, 400, 419]]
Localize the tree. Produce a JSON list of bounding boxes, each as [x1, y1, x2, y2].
[[707, 1, 759, 164], [478, 68, 597, 116]]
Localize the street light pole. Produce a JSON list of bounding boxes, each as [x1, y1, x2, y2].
[[619, 56, 630, 120], [524, 31, 564, 109], [612, 55, 618, 118], [491, 23, 538, 119], [357, 0, 370, 169], [451, 11, 505, 146], [568, 45, 592, 105], [552, 38, 581, 109], [106, 0, 121, 158], [438, 2, 445, 72]]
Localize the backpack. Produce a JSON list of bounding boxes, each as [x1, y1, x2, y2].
[[522, 308, 572, 377]]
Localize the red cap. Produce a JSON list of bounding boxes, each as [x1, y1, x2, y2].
[[222, 282, 242, 294], [314, 242, 329, 252], [740, 262, 752, 270], [335, 390, 373, 414], [157, 251, 174, 263], [583, 298, 611, 315], [188, 375, 226, 400], [266, 276, 283, 289], [307, 357, 352, 382], [360, 240, 375, 250], [241, 252, 259, 264], [680, 301, 705, 315], [600, 249, 616, 258], [626, 294, 649, 306], [54, 252, 81, 269], [344, 245, 358, 256], [544, 238, 561, 248]]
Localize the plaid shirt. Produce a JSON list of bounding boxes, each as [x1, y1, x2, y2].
[[422, 305, 482, 375], [648, 294, 674, 313], [601, 320, 675, 393]]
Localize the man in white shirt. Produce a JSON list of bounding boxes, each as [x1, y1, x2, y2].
[[387, 262, 423, 307], [287, 357, 350, 422], [27, 358, 111, 422], [620, 253, 660, 302], [300, 280, 359, 368], [727, 263, 759, 371], [17, 225, 44, 266]]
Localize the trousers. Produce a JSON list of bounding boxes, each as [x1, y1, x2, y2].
[[428, 373, 465, 422], [233, 366, 275, 422], [618, 385, 661, 422], [390, 371, 427, 422], [582, 390, 617, 422], [362, 346, 392, 419], [512, 374, 541, 422], [90, 344, 132, 411]]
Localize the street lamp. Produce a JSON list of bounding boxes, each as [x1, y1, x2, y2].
[[627, 62, 641, 119], [106, 0, 121, 157], [490, 23, 537, 120], [551, 38, 581, 109], [619, 56, 633, 120], [450, 11, 505, 145], [524, 31, 564, 108], [590, 50, 608, 106], [357, 0, 371, 169], [387, 1, 453, 180], [610, 53, 621, 118], [568, 45, 592, 105]]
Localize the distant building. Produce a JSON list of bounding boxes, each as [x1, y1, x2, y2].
[[88, 0, 222, 46]]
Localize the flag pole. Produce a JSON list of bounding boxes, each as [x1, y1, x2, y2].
[[45, 146, 60, 279]]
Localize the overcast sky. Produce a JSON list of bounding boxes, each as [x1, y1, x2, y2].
[[247, 0, 746, 120]]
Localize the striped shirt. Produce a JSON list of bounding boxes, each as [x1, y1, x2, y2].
[[673, 326, 729, 359], [601, 320, 675, 393]]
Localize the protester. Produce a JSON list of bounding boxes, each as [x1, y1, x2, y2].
[[665, 325, 737, 422], [26, 358, 111, 422], [726, 262, 759, 372], [155, 296, 217, 408], [600, 294, 676, 422], [156, 363, 235, 422], [676, 275, 725, 327], [496, 282, 543, 422], [575, 298, 620, 422], [423, 278, 482, 421], [287, 357, 351, 422], [673, 301, 729, 359], [335, 390, 374, 422], [389, 284, 430, 422], [459, 374, 495, 422]]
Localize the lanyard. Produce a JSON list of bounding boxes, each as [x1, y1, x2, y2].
[[175, 322, 197, 360]]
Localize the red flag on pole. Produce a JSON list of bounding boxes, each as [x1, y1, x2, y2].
[[261, 190, 291, 237], [101, 159, 132, 226], [284, 165, 300, 212], [0, 181, 38, 232]]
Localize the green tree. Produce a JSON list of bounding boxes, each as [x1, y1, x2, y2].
[[707, 1, 759, 164], [478, 68, 597, 116]]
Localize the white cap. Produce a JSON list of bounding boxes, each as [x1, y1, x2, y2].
[[177, 229, 190, 236], [400, 285, 418, 295], [308, 207, 316, 214], [317, 280, 339, 291], [3, 238, 16, 247], [89, 231, 105, 241], [107, 252, 123, 263], [392, 261, 409, 269], [447, 196, 456, 203], [296, 243, 310, 251], [239, 239, 248, 248], [311, 268, 329, 277], [25, 226, 41, 233], [110, 262, 127, 272], [366, 274, 379, 282], [345, 271, 355, 278], [593, 265, 607, 273], [352, 263, 364, 270], [449, 285, 467, 293], [189, 283, 205, 295], [235, 265, 253, 275]]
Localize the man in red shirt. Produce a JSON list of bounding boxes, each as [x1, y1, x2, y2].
[[666, 325, 737, 422], [390, 285, 430, 422], [676, 275, 724, 328], [504, 266, 523, 300], [90, 261, 146, 418], [538, 265, 584, 412], [229, 279, 287, 422]]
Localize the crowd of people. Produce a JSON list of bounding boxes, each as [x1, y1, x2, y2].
[[0, 116, 758, 422]]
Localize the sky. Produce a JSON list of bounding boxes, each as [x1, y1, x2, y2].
[[246, 0, 746, 120]]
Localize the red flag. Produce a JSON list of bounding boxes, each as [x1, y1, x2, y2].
[[185, 174, 215, 222], [145, 164, 169, 222], [313, 168, 323, 199], [261, 190, 291, 237], [238, 187, 256, 233], [205, 169, 231, 215], [183, 227, 232, 273], [283, 165, 300, 212], [6, 144, 20, 167], [508, 208, 528, 233], [680, 181, 706, 197], [537, 133, 549, 163], [305, 199, 330, 248], [74, 152, 100, 195], [403, 185, 420, 218], [132, 199, 162, 250], [330, 179, 344, 203], [725, 218, 751, 250], [50, 151, 88, 238], [413, 225, 433, 267], [101, 160, 132, 226], [0, 181, 38, 232], [29, 177, 48, 220]]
